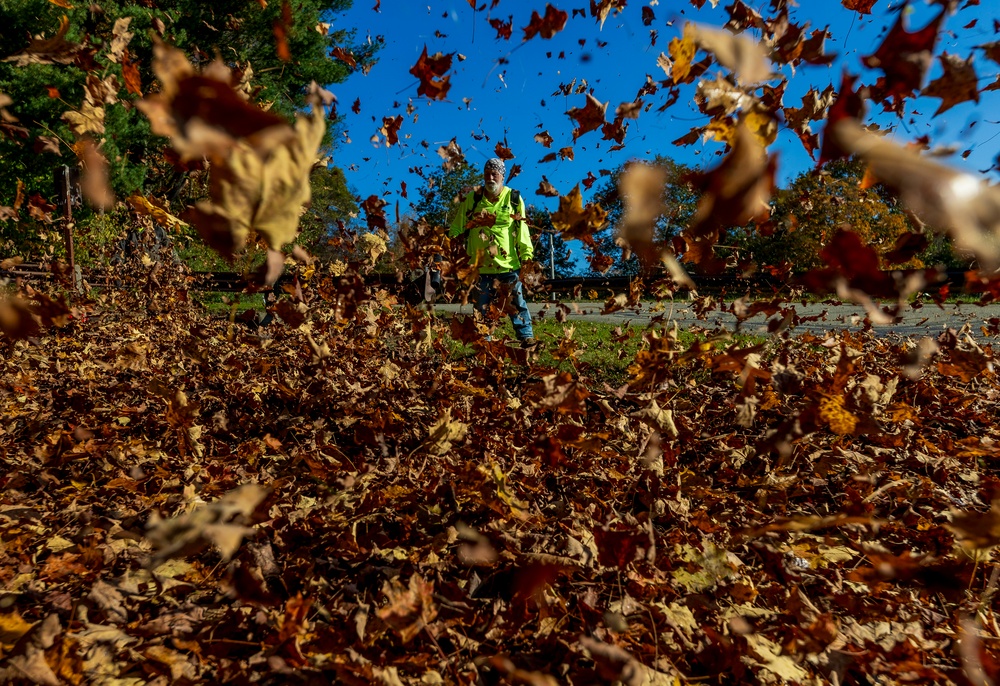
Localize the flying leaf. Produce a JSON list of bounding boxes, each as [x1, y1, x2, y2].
[[550, 185, 608, 241], [948, 500, 1000, 551], [523, 4, 568, 40], [668, 33, 697, 84], [182, 89, 327, 265], [862, 10, 944, 109], [617, 161, 668, 271], [105, 17, 134, 64], [437, 138, 465, 171], [590, 0, 626, 30], [921, 52, 979, 115], [77, 137, 114, 210], [686, 23, 772, 85], [62, 99, 105, 137], [331, 46, 357, 69], [567, 93, 608, 140], [409, 46, 453, 100], [490, 16, 513, 40], [379, 114, 403, 146], [724, 0, 765, 32], [121, 49, 142, 95], [128, 194, 189, 231], [2, 15, 81, 66], [842, 0, 878, 13], [818, 71, 866, 166], [536, 176, 560, 197], [146, 483, 271, 567], [377, 573, 438, 643]]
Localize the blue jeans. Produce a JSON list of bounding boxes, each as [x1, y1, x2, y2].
[[476, 271, 534, 340]]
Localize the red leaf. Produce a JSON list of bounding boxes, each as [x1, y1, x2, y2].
[[818, 71, 865, 166], [921, 52, 980, 115], [861, 10, 945, 108], [841, 0, 878, 13]]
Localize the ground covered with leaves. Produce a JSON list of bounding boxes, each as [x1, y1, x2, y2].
[[1, 280, 999, 686]]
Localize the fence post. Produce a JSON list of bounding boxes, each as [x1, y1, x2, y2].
[[55, 165, 79, 292]]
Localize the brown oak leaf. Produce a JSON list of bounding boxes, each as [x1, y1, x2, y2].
[[921, 52, 979, 115], [523, 4, 568, 40], [182, 89, 327, 265], [409, 46, 453, 100], [567, 93, 608, 140]]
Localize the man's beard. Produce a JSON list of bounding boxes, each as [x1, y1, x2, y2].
[[485, 180, 501, 195]]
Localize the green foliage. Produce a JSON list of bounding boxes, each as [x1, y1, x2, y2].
[[299, 165, 362, 260], [589, 157, 700, 276]]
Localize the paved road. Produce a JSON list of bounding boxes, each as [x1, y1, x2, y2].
[[430, 300, 1000, 341]]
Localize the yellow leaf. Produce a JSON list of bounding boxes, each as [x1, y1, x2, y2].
[[818, 393, 857, 435], [743, 108, 777, 148], [669, 33, 696, 84], [62, 100, 105, 137], [0, 611, 33, 646], [128, 194, 189, 231], [185, 101, 326, 259]]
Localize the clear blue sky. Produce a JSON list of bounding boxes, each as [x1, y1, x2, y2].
[[326, 1, 998, 223]]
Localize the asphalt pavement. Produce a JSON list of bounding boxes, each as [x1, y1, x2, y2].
[[429, 299, 1000, 341]]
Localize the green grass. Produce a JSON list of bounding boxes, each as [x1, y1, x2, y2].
[[192, 292, 267, 316], [438, 315, 769, 386]]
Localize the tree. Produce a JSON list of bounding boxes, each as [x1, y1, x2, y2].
[[411, 161, 483, 230], [0, 0, 375, 260], [733, 159, 921, 272], [528, 205, 576, 278], [589, 157, 699, 276], [299, 165, 362, 261]]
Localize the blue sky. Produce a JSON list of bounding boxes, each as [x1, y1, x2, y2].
[[326, 1, 998, 223]]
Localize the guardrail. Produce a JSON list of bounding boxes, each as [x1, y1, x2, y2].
[[0, 261, 973, 298]]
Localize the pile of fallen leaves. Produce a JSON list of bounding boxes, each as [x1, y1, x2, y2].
[[1, 274, 998, 685]]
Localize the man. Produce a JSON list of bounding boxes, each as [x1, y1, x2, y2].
[[449, 158, 537, 347]]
